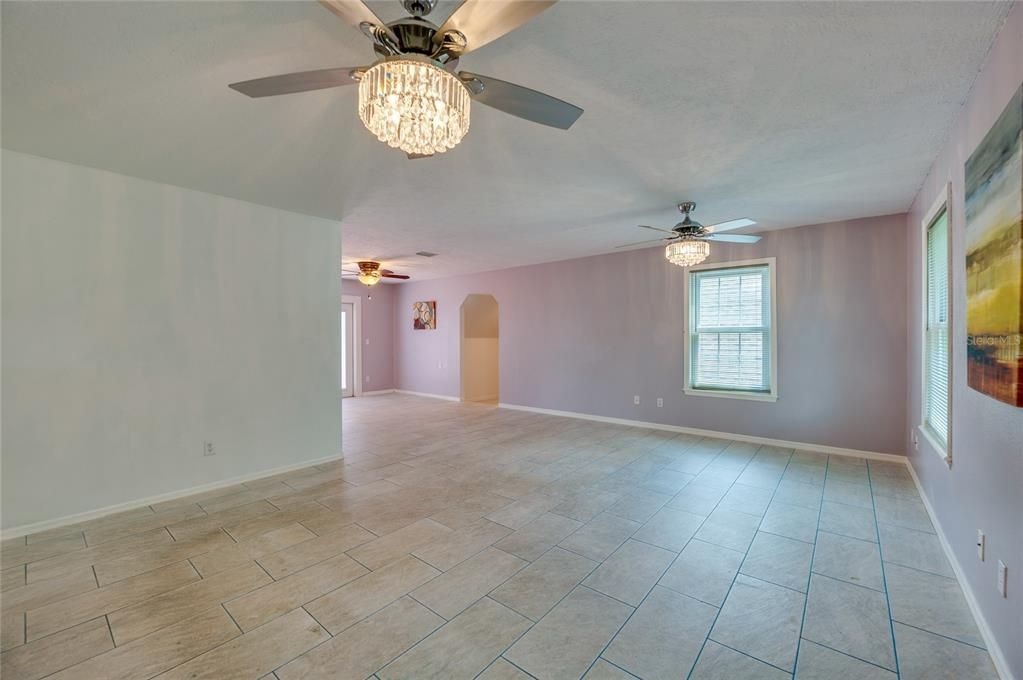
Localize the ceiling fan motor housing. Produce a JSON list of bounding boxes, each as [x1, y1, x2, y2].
[[674, 202, 706, 236], [402, 0, 437, 17]]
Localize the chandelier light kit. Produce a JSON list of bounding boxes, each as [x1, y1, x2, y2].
[[666, 239, 711, 267], [229, 0, 583, 158], [358, 57, 471, 155]]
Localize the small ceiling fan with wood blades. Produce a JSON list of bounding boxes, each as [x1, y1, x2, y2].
[[229, 0, 583, 158], [343, 261, 411, 293], [616, 202, 760, 268]]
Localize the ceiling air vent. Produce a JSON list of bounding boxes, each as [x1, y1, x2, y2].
[[416, 251, 438, 258]]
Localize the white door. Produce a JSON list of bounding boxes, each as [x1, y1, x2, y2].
[[341, 302, 354, 398]]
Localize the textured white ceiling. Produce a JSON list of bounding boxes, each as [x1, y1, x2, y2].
[[1, 1, 1011, 281]]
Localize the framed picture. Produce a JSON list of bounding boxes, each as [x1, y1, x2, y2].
[[413, 301, 437, 330], [965, 82, 1023, 407]]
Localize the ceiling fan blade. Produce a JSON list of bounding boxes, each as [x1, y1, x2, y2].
[[704, 218, 756, 233], [434, 0, 557, 55], [342, 269, 361, 274], [704, 234, 761, 244], [615, 238, 672, 249], [460, 72, 582, 129], [381, 273, 411, 279], [229, 67, 365, 98], [637, 225, 677, 235], [318, 0, 399, 43], [407, 153, 433, 160]]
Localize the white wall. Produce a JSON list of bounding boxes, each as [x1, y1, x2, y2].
[[1, 151, 342, 530]]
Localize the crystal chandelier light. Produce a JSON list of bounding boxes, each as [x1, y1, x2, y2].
[[358, 57, 471, 156], [665, 239, 710, 267]]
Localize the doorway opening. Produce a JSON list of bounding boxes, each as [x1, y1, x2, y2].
[[341, 295, 362, 398], [460, 294, 499, 404]]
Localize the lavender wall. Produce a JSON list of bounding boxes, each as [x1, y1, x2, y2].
[[906, 4, 1022, 676], [395, 214, 908, 454], [342, 279, 395, 392]]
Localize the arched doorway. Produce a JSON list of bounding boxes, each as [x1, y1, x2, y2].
[[460, 294, 499, 404]]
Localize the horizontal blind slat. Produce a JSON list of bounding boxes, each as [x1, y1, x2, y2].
[[924, 210, 950, 448], [691, 265, 771, 393]]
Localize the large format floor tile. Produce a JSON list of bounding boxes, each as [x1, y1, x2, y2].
[[709, 574, 805, 672], [759, 501, 818, 543], [884, 562, 985, 647], [802, 573, 896, 671], [490, 547, 597, 621], [505, 586, 632, 680], [379, 598, 531, 680], [658, 538, 744, 607], [795, 640, 896, 679], [690, 640, 790, 679], [693, 507, 762, 552], [276, 597, 443, 680], [877, 522, 953, 577], [893, 622, 999, 680], [603, 586, 717, 679], [582, 539, 675, 606], [740, 531, 814, 592], [558, 512, 640, 562], [812, 530, 884, 591], [1, 395, 997, 679], [818, 500, 878, 542]]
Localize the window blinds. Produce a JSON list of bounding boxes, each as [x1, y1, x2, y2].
[[690, 265, 771, 393], [925, 210, 950, 448]]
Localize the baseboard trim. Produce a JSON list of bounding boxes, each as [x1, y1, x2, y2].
[[905, 461, 1013, 680], [361, 389, 396, 396], [395, 389, 460, 402], [497, 402, 907, 463], [1, 453, 343, 541]]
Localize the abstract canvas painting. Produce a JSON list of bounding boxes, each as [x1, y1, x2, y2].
[[413, 301, 437, 330], [965, 82, 1023, 407]]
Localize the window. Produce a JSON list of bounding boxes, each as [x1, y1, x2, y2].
[[923, 205, 950, 453], [686, 259, 777, 401]]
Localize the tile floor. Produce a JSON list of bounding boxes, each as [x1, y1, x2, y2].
[[0, 394, 1000, 679]]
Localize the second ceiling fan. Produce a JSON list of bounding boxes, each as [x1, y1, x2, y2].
[[617, 202, 761, 268], [343, 260, 411, 287], [229, 0, 583, 158]]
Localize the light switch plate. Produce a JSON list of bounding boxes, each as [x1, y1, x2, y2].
[[978, 530, 985, 561], [998, 560, 1007, 597]]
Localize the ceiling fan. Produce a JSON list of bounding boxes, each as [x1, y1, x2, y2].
[[343, 260, 411, 288], [229, 0, 583, 158], [616, 202, 760, 267]]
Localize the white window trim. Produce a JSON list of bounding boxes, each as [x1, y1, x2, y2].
[[919, 184, 953, 467], [341, 294, 363, 397], [683, 257, 778, 402]]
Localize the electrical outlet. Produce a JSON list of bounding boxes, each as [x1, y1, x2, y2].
[[977, 530, 985, 561], [657, 397, 664, 408], [203, 441, 215, 457], [998, 561, 1007, 597], [365, 338, 370, 345], [365, 375, 370, 382], [633, 395, 640, 405]]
